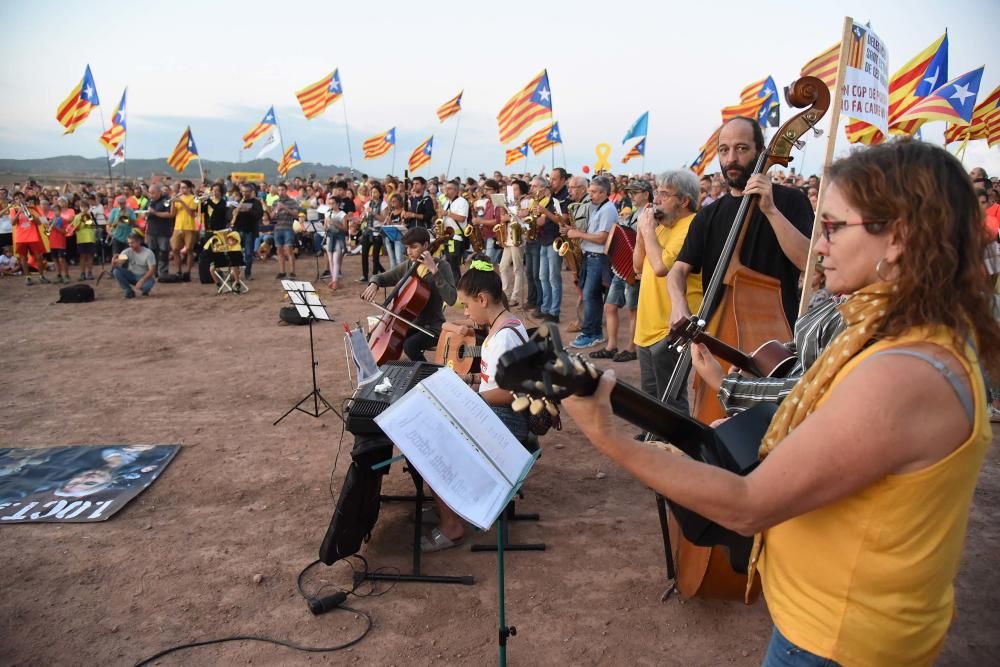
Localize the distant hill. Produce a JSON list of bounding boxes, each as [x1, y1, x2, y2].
[[0, 156, 361, 184]]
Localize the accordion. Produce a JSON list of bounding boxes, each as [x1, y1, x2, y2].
[[605, 223, 638, 285]]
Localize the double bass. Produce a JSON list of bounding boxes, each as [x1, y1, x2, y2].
[[366, 234, 449, 364], [661, 76, 830, 603]]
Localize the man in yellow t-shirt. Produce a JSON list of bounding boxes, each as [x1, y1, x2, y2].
[[170, 179, 198, 280], [633, 170, 704, 410]]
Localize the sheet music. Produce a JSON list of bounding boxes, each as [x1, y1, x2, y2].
[[374, 367, 535, 529]]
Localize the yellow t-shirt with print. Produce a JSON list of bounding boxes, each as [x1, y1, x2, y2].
[[173, 195, 197, 231]]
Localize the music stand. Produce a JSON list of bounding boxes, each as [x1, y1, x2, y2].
[[274, 280, 339, 425]]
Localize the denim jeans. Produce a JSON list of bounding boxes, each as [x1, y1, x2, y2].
[[762, 627, 840, 667], [145, 233, 171, 278], [240, 231, 258, 277], [485, 237, 502, 264], [113, 266, 155, 296], [538, 243, 562, 316], [524, 241, 541, 306], [579, 253, 608, 338]]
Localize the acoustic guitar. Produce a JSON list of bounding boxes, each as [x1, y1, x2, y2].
[[433, 329, 483, 376], [667, 315, 797, 378]]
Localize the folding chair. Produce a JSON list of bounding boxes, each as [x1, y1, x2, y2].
[[204, 231, 249, 295]]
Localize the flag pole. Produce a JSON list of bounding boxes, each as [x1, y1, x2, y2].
[[798, 15, 854, 316], [97, 107, 114, 190], [391, 144, 397, 178], [340, 99, 355, 176], [445, 110, 462, 181], [276, 117, 287, 181]]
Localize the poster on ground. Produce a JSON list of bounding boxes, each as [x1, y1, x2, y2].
[[0, 444, 179, 524]]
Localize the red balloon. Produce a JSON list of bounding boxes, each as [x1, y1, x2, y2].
[[582, 165, 591, 174]]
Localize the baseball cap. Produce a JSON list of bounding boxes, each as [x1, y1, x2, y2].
[[625, 180, 653, 195]]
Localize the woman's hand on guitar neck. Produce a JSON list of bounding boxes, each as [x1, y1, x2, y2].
[[562, 369, 617, 450], [690, 343, 724, 393]]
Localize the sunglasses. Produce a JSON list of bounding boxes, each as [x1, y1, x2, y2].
[[820, 219, 887, 242]]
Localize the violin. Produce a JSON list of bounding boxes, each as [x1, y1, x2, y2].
[[366, 234, 450, 364]]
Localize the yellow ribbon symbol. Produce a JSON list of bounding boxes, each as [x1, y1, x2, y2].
[[594, 143, 612, 173]]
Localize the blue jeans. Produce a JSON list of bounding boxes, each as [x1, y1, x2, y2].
[[538, 243, 562, 316], [240, 231, 258, 277], [524, 241, 541, 306], [113, 266, 155, 296], [762, 627, 840, 667], [485, 237, 502, 264], [274, 227, 295, 247], [579, 253, 608, 338]]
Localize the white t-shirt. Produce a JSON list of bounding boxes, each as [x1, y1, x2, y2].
[[478, 318, 528, 393], [0, 211, 11, 234], [444, 197, 469, 240]]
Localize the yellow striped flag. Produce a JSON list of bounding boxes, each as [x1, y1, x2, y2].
[[505, 142, 528, 166], [55, 65, 100, 134], [689, 126, 721, 177], [800, 43, 839, 91], [296, 69, 344, 120], [721, 98, 769, 124], [167, 127, 198, 173], [363, 128, 396, 159], [894, 67, 984, 127], [846, 24, 867, 69], [985, 108, 1000, 147], [242, 107, 276, 149], [98, 88, 127, 151], [436, 91, 463, 122], [845, 32, 948, 145], [408, 136, 433, 173], [527, 121, 561, 155], [622, 139, 645, 164], [944, 85, 1000, 144], [278, 143, 302, 177], [497, 70, 553, 143]]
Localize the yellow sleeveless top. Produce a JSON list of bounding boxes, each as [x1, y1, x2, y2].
[[759, 326, 990, 666]]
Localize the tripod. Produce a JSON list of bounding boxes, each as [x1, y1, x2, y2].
[[275, 298, 338, 425]]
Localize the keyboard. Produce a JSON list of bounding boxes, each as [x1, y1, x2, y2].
[[345, 361, 441, 436]]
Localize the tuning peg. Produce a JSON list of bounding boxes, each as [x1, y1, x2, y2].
[[512, 395, 531, 413], [544, 399, 560, 417], [553, 357, 566, 373], [529, 399, 545, 416], [537, 323, 550, 338], [584, 362, 599, 379], [812, 127, 824, 138], [534, 380, 547, 394], [570, 356, 586, 375], [793, 139, 806, 150]]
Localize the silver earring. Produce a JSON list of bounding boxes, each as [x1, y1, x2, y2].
[[875, 257, 891, 281]]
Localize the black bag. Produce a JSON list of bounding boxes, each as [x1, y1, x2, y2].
[[198, 250, 214, 284], [158, 273, 181, 283], [279, 306, 309, 325], [57, 284, 95, 303]]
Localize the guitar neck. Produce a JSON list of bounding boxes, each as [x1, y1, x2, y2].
[[692, 332, 762, 376]]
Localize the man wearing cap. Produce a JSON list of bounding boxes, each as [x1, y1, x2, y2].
[[112, 232, 157, 298], [590, 179, 649, 361]]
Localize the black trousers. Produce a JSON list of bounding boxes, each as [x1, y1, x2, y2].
[[402, 329, 437, 362], [360, 232, 384, 279]]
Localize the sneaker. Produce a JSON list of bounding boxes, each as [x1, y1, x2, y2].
[[275, 273, 287, 280], [25, 277, 34, 286], [141, 290, 150, 297], [570, 334, 601, 349], [39, 275, 51, 284], [124, 289, 136, 299], [181, 272, 191, 283], [358, 277, 369, 283]]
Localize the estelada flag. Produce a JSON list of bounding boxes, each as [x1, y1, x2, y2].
[[278, 143, 303, 177], [800, 43, 839, 90], [99, 88, 127, 151], [436, 91, 463, 122], [944, 84, 1000, 144], [497, 70, 552, 143], [505, 142, 528, 166], [894, 67, 984, 127], [167, 127, 198, 173], [242, 106, 276, 149], [527, 122, 561, 155], [622, 139, 645, 164], [408, 136, 433, 173], [363, 128, 395, 159], [689, 126, 721, 177], [56, 65, 100, 134], [296, 69, 343, 120]]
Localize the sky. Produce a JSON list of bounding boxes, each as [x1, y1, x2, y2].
[[1, 0, 998, 179]]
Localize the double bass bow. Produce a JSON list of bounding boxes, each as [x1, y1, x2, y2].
[[660, 76, 830, 603]]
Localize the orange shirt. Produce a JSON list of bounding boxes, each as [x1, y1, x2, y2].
[[12, 211, 41, 244]]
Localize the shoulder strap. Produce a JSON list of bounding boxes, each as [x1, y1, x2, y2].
[[494, 319, 527, 343], [867, 347, 976, 423]]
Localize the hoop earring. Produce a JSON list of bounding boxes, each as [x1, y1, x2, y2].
[[875, 257, 891, 281]]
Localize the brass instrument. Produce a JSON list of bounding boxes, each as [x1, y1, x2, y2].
[[553, 200, 585, 273], [433, 217, 447, 239], [492, 220, 508, 246], [508, 218, 524, 246]]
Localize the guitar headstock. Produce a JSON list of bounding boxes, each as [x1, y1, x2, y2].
[[666, 315, 707, 352], [494, 324, 602, 402]]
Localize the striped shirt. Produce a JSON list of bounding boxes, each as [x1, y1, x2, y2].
[[717, 293, 847, 414]]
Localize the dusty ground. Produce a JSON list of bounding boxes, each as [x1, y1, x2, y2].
[[1, 251, 998, 666]]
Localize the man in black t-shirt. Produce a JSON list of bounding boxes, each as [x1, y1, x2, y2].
[[144, 185, 174, 278], [403, 176, 436, 230], [667, 116, 813, 329], [232, 183, 264, 278]]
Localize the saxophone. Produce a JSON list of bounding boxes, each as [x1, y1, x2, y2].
[[552, 201, 585, 273], [523, 195, 550, 243], [463, 194, 485, 252]]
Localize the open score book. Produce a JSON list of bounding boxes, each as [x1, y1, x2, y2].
[[374, 367, 538, 530]]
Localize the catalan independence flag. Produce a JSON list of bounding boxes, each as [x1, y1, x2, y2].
[[168, 127, 198, 173], [497, 70, 553, 144], [98, 88, 128, 151], [242, 106, 276, 149], [296, 69, 343, 120], [278, 143, 303, 177], [505, 142, 528, 166], [55, 65, 100, 134], [622, 139, 645, 164], [944, 85, 1000, 144], [894, 67, 984, 128], [363, 128, 396, 159], [436, 91, 463, 122], [527, 121, 561, 155], [689, 126, 721, 177], [800, 43, 839, 91], [845, 32, 948, 145], [408, 136, 433, 173], [985, 108, 1000, 147], [847, 24, 867, 69]]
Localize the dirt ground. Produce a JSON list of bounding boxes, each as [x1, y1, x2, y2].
[[1, 251, 998, 667]]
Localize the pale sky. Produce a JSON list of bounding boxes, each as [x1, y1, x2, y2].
[[0, 0, 997, 178]]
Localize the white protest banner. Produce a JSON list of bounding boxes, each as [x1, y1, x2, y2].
[[842, 21, 889, 135]]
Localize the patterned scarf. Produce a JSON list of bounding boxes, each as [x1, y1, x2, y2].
[[745, 281, 895, 601]]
